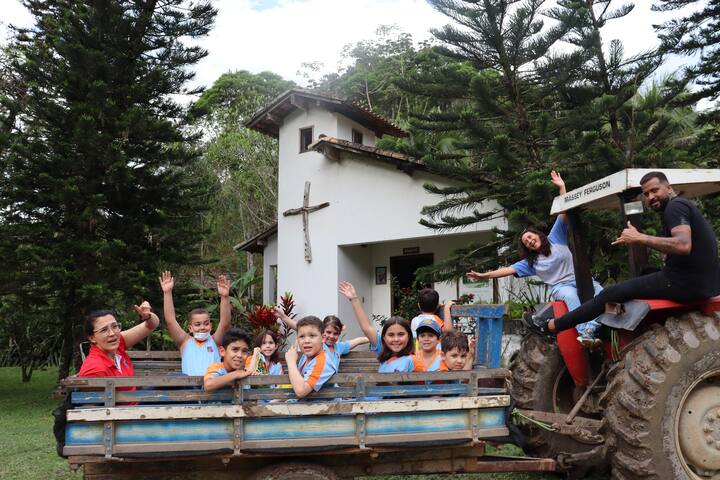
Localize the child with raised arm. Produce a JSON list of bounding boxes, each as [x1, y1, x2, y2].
[[339, 281, 417, 373], [284, 316, 337, 398], [159, 271, 232, 376], [273, 308, 368, 369], [203, 328, 259, 392]]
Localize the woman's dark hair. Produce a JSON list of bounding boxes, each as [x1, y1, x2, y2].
[[518, 227, 552, 265], [254, 330, 280, 363], [377, 316, 414, 363], [322, 315, 343, 332], [85, 310, 116, 338]]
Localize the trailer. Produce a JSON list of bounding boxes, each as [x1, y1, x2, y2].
[[57, 304, 559, 479]]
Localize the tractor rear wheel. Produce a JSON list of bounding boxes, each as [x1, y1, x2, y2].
[[510, 334, 606, 469], [603, 311, 720, 479]]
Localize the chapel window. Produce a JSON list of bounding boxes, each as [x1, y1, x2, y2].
[[299, 127, 314, 153]]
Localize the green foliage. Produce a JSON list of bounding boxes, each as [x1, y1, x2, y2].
[[0, 0, 217, 378], [398, 0, 711, 284], [654, 0, 720, 108], [190, 70, 294, 273]]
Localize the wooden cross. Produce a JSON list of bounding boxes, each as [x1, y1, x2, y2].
[[282, 181, 330, 263]]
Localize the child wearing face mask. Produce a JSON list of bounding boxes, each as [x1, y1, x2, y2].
[[159, 271, 232, 376]]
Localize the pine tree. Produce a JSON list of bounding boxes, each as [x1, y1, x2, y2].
[[654, 0, 720, 108], [0, 0, 216, 379], [400, 0, 698, 282]]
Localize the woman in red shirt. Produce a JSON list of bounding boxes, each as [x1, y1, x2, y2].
[[78, 301, 159, 378]]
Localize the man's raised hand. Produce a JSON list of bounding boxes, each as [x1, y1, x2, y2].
[[612, 221, 644, 246]]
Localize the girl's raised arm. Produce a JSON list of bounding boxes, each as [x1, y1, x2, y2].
[[338, 282, 377, 346], [272, 306, 297, 331], [348, 336, 370, 349]]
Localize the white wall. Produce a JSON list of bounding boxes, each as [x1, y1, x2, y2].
[[336, 246, 373, 339], [336, 115, 376, 146], [275, 107, 505, 328], [262, 235, 278, 305], [364, 232, 497, 319]]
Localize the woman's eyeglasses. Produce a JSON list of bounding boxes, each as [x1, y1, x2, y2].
[[93, 323, 121, 336]]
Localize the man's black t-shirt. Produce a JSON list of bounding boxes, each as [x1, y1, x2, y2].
[[662, 196, 720, 297]]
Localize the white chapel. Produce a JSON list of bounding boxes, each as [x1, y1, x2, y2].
[[236, 88, 506, 337]]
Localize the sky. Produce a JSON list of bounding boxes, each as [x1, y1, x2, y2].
[[0, 0, 700, 97]]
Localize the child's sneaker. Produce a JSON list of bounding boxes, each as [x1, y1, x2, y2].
[[577, 335, 602, 349]]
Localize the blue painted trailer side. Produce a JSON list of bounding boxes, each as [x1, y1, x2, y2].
[[65, 407, 508, 451]]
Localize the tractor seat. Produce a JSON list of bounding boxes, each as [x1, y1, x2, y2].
[[598, 296, 720, 331]]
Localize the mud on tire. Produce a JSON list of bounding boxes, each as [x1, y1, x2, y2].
[[510, 334, 604, 461], [602, 311, 720, 479]]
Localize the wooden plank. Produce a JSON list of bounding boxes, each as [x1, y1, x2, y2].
[[61, 369, 510, 389], [127, 351, 181, 360], [67, 395, 510, 422], [469, 455, 557, 473]]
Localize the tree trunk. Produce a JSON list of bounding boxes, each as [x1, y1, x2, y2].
[[21, 364, 33, 383]]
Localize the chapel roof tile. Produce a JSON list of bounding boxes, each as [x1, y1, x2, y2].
[[233, 223, 277, 253], [308, 136, 425, 173], [245, 87, 407, 139]]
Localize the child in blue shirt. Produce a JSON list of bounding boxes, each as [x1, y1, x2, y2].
[[339, 281, 417, 373], [274, 308, 368, 370], [160, 271, 232, 376], [246, 329, 283, 375], [285, 316, 337, 398]]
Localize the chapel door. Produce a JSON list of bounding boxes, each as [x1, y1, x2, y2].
[[389, 253, 434, 314]]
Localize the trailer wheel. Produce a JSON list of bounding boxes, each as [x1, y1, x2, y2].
[[603, 311, 720, 479], [249, 462, 340, 480], [510, 334, 606, 469]]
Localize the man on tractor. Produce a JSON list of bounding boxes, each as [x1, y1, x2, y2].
[[524, 170, 720, 337]]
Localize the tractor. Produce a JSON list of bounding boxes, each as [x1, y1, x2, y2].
[[510, 168, 720, 479]]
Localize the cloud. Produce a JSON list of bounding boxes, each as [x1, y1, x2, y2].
[[193, 0, 446, 88], [1, 0, 701, 95]]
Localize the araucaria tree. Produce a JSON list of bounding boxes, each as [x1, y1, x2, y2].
[[0, 0, 216, 379], [404, 0, 691, 282]]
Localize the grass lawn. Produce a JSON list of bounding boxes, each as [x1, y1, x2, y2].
[[0, 366, 608, 480]]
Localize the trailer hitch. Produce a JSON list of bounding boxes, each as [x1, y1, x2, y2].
[[512, 409, 604, 445]]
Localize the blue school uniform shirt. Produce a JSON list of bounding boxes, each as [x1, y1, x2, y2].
[[182, 337, 221, 376], [370, 331, 416, 373], [512, 216, 575, 287], [298, 349, 337, 392], [324, 341, 351, 370]]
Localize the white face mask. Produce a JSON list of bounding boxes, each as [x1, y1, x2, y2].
[[193, 332, 210, 342]]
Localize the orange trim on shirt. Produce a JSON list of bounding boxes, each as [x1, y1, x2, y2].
[[437, 359, 449, 372], [304, 351, 327, 390], [203, 362, 224, 382]]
